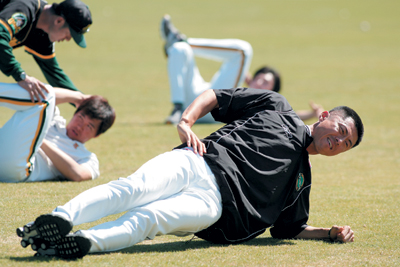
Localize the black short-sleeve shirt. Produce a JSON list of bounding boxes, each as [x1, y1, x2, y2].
[[182, 88, 314, 243]]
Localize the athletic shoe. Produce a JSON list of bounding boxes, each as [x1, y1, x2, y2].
[[34, 233, 91, 259], [160, 14, 187, 56], [30, 237, 52, 251], [165, 103, 183, 125], [16, 214, 72, 249]]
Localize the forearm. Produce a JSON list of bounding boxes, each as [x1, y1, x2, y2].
[[177, 89, 218, 155], [295, 226, 330, 240], [295, 225, 355, 243], [297, 101, 324, 121], [296, 110, 315, 121], [41, 140, 92, 182], [180, 89, 219, 126], [53, 87, 85, 106]]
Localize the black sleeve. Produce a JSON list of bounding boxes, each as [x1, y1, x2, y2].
[[0, 23, 23, 80], [269, 166, 311, 239], [211, 87, 292, 124], [0, 0, 35, 80], [270, 219, 308, 239], [269, 191, 310, 239]]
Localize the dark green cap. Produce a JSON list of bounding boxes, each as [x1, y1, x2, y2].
[[56, 0, 92, 48]]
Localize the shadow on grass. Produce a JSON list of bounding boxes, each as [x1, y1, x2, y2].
[[6, 237, 295, 262], [117, 236, 296, 255], [7, 237, 339, 263], [6, 255, 83, 263]]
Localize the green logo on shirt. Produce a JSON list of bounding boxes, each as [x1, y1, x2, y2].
[[296, 173, 305, 191], [8, 13, 27, 34]]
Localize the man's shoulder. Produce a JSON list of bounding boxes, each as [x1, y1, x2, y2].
[[0, 0, 42, 42], [0, 0, 41, 17], [259, 89, 293, 112], [244, 87, 291, 106]]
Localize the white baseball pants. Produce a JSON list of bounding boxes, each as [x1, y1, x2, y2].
[[167, 38, 253, 123], [0, 83, 55, 182], [52, 148, 222, 253]]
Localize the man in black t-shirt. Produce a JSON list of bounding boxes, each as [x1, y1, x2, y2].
[[16, 88, 364, 259], [0, 0, 92, 102]]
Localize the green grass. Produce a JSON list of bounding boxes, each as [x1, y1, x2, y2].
[[1, 0, 400, 266]]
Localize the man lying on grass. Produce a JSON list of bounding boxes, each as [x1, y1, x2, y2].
[[0, 82, 115, 182], [16, 87, 363, 259]]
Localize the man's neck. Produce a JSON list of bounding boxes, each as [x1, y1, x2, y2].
[[36, 5, 52, 32], [306, 123, 318, 155]]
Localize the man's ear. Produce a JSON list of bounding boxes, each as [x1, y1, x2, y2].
[[318, 111, 330, 122], [55, 16, 65, 27]]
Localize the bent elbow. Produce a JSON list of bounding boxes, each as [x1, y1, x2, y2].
[[67, 172, 92, 182]]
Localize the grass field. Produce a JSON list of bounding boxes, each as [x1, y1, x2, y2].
[[1, 0, 399, 266]]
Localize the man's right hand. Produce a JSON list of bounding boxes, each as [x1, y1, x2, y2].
[[177, 118, 206, 156], [18, 75, 49, 102], [176, 89, 218, 156]]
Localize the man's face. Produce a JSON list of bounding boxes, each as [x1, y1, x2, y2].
[[248, 72, 275, 91], [47, 19, 72, 43], [311, 111, 358, 156], [66, 111, 101, 143]]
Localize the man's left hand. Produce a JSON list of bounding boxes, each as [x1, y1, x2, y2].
[[330, 225, 355, 243]]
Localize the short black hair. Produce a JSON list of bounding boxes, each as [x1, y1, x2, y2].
[[329, 106, 364, 148], [75, 95, 116, 136], [253, 66, 281, 93]]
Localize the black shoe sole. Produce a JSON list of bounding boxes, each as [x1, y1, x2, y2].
[[36, 235, 91, 259], [16, 214, 73, 248]]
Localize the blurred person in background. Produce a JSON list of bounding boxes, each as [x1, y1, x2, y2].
[[160, 14, 323, 124]]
